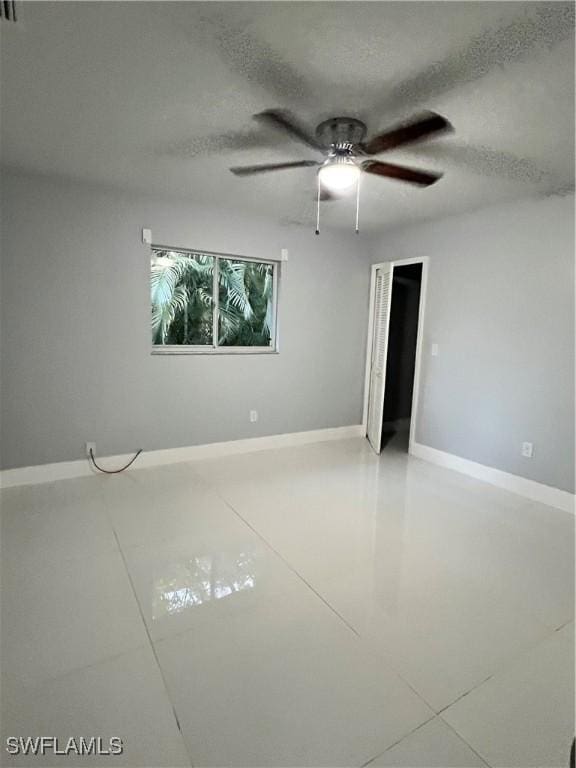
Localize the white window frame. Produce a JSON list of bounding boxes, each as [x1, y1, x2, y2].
[[151, 245, 280, 355]]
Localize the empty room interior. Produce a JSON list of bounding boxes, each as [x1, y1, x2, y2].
[[1, 2, 575, 767]]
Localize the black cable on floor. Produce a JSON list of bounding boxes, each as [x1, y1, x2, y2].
[[89, 448, 142, 474]]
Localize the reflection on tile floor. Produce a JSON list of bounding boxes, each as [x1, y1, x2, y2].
[[1, 437, 574, 766]]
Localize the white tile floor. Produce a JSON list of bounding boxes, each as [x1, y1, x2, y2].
[[1, 436, 574, 767]]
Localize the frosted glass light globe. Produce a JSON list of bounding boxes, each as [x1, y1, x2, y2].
[[318, 160, 360, 192]]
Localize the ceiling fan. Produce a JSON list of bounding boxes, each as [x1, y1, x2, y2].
[[230, 109, 453, 233]]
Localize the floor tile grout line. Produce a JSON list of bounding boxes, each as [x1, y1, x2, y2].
[[434, 618, 569, 717], [8, 644, 153, 696], [109, 525, 196, 768], [204, 478, 445, 719], [433, 619, 576, 767], [392, 671, 439, 715], [211, 488, 362, 639], [553, 618, 574, 632], [438, 715, 493, 767], [435, 673, 496, 716], [361, 713, 493, 768], [359, 713, 437, 767]]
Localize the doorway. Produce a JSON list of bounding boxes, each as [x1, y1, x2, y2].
[[381, 263, 422, 451], [363, 258, 427, 455]]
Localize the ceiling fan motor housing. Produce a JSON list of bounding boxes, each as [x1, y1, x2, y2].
[[315, 117, 367, 150]]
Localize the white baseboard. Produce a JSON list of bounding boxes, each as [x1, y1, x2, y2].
[[411, 442, 575, 514], [5, 428, 572, 514], [0, 425, 365, 489]]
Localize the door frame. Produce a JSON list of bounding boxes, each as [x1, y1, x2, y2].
[[362, 256, 429, 455]]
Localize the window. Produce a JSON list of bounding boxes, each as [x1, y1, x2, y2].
[[150, 247, 278, 353]]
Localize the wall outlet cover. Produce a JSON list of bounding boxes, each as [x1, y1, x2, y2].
[[521, 442, 534, 458]]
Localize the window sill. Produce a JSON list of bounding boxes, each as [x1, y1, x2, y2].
[[151, 346, 279, 356]]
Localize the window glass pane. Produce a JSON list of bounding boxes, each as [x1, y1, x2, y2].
[[151, 249, 214, 345], [217, 258, 274, 347]]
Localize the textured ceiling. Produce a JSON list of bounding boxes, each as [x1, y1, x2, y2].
[[1, 1, 574, 232]]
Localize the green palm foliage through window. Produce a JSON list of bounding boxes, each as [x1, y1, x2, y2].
[[151, 248, 275, 349]]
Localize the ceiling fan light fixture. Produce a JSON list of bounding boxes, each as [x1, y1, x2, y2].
[[318, 157, 361, 192]]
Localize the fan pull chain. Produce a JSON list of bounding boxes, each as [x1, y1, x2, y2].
[[355, 174, 361, 234], [315, 175, 321, 235]]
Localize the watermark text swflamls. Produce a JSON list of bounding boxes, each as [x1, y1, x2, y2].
[[6, 737, 123, 756]]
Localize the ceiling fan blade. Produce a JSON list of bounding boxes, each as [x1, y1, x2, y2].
[[362, 160, 442, 186], [253, 109, 324, 152], [361, 112, 452, 155], [368, 5, 573, 120], [160, 129, 286, 159], [230, 160, 320, 177], [408, 141, 547, 184]]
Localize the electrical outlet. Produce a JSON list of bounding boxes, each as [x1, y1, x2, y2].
[[521, 442, 534, 458], [85, 441, 96, 458], [431, 343, 439, 357], [249, 410, 258, 423]]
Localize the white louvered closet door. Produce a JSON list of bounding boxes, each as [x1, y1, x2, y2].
[[367, 264, 394, 453]]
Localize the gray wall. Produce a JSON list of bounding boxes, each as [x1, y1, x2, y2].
[[373, 194, 575, 493], [0, 170, 372, 469], [3, 169, 573, 495]]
